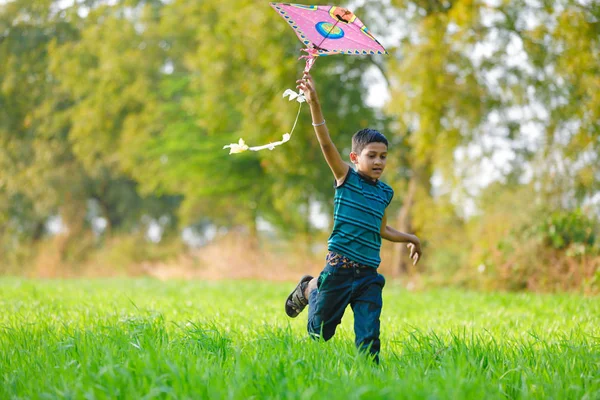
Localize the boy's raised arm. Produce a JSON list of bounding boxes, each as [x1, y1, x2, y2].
[[297, 74, 348, 184]]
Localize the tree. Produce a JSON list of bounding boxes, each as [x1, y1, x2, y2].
[[380, 0, 599, 277]]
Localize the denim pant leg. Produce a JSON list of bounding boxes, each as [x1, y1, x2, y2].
[[350, 270, 385, 360], [307, 264, 353, 341]]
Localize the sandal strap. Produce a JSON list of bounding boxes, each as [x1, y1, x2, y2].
[[291, 288, 307, 308]]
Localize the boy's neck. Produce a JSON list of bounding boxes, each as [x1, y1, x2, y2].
[[356, 170, 378, 185]]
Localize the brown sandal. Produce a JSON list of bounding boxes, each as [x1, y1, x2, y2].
[[285, 275, 313, 317]]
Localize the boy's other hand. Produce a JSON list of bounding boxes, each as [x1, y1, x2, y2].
[[296, 73, 319, 105], [407, 240, 422, 266]]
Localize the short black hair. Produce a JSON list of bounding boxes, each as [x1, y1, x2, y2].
[[351, 128, 388, 154]]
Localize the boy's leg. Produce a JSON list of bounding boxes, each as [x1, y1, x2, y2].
[[350, 271, 385, 362], [307, 265, 353, 341]]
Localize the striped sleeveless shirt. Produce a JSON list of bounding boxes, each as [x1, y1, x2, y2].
[[327, 167, 394, 268]]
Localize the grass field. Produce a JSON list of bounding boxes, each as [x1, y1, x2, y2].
[[1, 278, 599, 399]]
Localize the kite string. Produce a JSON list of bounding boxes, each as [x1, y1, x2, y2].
[[244, 98, 304, 152], [289, 99, 303, 136]]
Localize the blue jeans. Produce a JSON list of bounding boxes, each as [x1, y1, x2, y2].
[[307, 262, 386, 362]]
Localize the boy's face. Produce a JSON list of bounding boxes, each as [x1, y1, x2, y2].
[[350, 142, 388, 180]]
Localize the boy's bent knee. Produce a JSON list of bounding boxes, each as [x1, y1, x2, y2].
[[307, 322, 336, 341]]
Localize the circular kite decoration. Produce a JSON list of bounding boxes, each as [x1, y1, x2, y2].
[[315, 22, 345, 39]]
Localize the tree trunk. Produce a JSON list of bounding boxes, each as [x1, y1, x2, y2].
[[58, 193, 87, 262], [96, 197, 112, 237], [31, 220, 46, 242]]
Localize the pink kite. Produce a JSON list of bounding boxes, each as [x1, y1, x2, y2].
[[224, 3, 387, 154], [270, 3, 388, 73]]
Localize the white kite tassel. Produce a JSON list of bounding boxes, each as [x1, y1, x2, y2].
[[223, 138, 249, 154], [282, 89, 306, 103], [248, 133, 291, 151], [223, 89, 305, 154]]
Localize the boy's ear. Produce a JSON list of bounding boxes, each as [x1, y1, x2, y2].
[[349, 152, 358, 164]]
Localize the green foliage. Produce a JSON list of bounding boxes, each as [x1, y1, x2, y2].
[[535, 210, 598, 252], [484, 208, 599, 292], [420, 181, 599, 292], [502, 209, 599, 256]]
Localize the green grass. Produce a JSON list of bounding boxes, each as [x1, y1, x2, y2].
[[1, 278, 599, 399]]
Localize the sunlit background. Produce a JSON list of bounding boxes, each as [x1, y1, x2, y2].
[[1, 0, 598, 292]]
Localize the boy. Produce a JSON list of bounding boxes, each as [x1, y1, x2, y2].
[[285, 73, 422, 363]]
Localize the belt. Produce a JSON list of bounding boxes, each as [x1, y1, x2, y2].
[[326, 251, 371, 269]]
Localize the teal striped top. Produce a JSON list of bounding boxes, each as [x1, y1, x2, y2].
[[327, 167, 394, 268]]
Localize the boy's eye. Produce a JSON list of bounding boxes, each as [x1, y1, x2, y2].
[[381, 155, 387, 160]]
